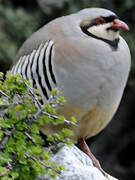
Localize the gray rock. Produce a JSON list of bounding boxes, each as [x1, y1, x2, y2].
[[37, 145, 119, 180]]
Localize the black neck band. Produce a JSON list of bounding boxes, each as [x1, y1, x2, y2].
[[81, 26, 119, 51]]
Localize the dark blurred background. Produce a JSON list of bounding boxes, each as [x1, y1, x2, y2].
[[0, 0, 135, 179]]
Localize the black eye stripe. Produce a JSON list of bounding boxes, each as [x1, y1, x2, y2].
[[94, 15, 118, 25], [103, 15, 118, 23], [80, 15, 118, 29]]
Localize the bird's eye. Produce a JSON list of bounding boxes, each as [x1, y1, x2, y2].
[[95, 17, 106, 24]]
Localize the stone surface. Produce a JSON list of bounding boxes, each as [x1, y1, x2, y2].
[[37, 145, 119, 180]]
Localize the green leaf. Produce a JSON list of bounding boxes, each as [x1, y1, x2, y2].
[[0, 152, 11, 165], [34, 89, 40, 95], [61, 128, 73, 138], [43, 104, 52, 113], [0, 130, 4, 141], [1, 175, 12, 180], [57, 115, 65, 123], [58, 96, 66, 103], [10, 171, 19, 179], [64, 139, 74, 146], [0, 72, 4, 78], [71, 116, 77, 123], [0, 167, 7, 174], [31, 146, 42, 155], [48, 169, 57, 179], [47, 135, 54, 142], [30, 124, 40, 134], [56, 165, 66, 171], [51, 88, 58, 96], [43, 150, 50, 160]]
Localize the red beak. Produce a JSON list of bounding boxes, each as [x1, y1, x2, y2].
[[112, 19, 129, 31]]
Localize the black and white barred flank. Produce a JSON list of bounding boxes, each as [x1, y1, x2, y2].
[[12, 40, 57, 101]]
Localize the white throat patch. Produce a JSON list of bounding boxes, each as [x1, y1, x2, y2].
[[88, 22, 120, 41]]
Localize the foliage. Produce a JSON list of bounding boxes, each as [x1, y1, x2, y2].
[[0, 2, 41, 72], [0, 72, 76, 180]]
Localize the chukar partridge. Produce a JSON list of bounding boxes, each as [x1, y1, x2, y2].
[[11, 8, 131, 175]]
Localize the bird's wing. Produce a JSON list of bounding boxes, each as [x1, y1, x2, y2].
[[12, 40, 57, 101]]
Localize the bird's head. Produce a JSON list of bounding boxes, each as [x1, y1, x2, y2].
[[78, 8, 129, 45]]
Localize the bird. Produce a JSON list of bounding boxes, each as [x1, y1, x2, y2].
[[11, 8, 131, 176]]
